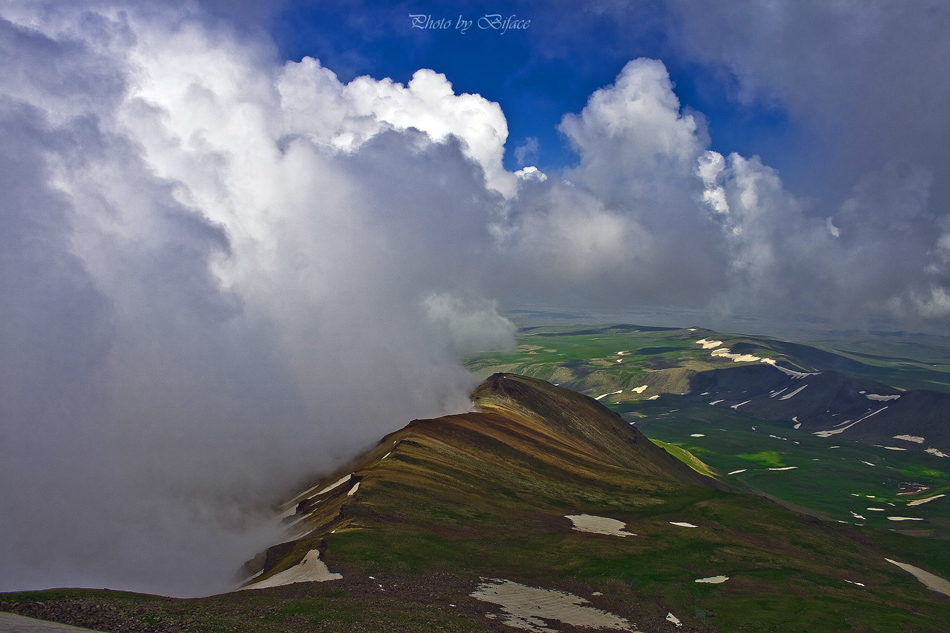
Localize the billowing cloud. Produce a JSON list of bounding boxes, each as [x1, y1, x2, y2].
[[0, 4, 513, 596], [278, 57, 514, 195], [667, 0, 950, 323]]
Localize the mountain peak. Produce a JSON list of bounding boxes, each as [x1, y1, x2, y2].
[[470, 372, 713, 484]]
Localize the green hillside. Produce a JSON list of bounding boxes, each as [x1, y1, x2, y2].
[[466, 325, 950, 397], [5, 373, 948, 632]]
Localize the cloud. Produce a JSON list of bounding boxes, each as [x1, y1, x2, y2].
[[667, 0, 950, 323], [559, 58, 706, 206], [0, 4, 514, 596], [278, 57, 514, 195], [514, 136, 539, 166], [424, 293, 517, 357], [495, 59, 729, 308]]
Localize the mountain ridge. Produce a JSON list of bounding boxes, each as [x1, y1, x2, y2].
[[4, 372, 950, 632]]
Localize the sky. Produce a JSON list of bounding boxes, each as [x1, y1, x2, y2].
[[1, 0, 949, 596]]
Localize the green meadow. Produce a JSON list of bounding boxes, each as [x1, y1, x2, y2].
[[468, 324, 950, 577]]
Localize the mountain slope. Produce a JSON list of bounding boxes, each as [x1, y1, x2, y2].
[[467, 325, 950, 456], [4, 374, 950, 632], [234, 373, 950, 632], [680, 364, 950, 455]]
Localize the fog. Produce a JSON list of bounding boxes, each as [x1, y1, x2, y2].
[[0, 5, 512, 596]]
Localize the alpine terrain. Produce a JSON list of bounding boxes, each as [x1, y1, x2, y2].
[[4, 372, 949, 632]]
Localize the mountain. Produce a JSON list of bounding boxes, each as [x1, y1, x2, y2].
[[679, 363, 950, 455], [235, 374, 950, 632], [244, 373, 716, 586], [3, 373, 949, 632], [467, 325, 950, 457]]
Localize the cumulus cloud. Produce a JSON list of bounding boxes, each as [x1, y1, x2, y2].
[[668, 0, 950, 323], [496, 59, 729, 308], [0, 4, 514, 596], [278, 57, 514, 195]]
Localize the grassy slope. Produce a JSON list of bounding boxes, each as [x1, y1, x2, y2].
[[6, 373, 949, 632], [466, 325, 950, 397], [466, 326, 950, 604]]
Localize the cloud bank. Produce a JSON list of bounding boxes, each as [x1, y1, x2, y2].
[[0, 4, 513, 596], [2, 1, 950, 596]]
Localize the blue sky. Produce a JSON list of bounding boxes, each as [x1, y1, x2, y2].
[[134, 0, 950, 326], [268, 1, 800, 178]]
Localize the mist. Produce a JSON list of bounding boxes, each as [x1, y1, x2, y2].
[[2, 1, 950, 597], [0, 5, 513, 596]]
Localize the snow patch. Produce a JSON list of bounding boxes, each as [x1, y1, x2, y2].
[[887, 516, 924, 521], [318, 474, 353, 495], [666, 612, 682, 627], [771, 364, 819, 379], [695, 576, 729, 584], [731, 400, 750, 410], [242, 550, 341, 589], [894, 435, 924, 444], [669, 522, 698, 528], [886, 559, 950, 597], [814, 407, 888, 437], [711, 348, 760, 362], [695, 339, 722, 349], [768, 466, 798, 471], [779, 384, 808, 400], [866, 394, 900, 401], [690, 433, 705, 438], [926, 448, 949, 458], [595, 390, 623, 401], [631, 385, 649, 394], [471, 579, 637, 632], [908, 494, 945, 507], [727, 469, 747, 475], [566, 514, 635, 537]]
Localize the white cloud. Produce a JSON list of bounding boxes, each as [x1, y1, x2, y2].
[[826, 217, 841, 238], [514, 165, 547, 181], [559, 58, 706, 205], [424, 293, 516, 356], [698, 150, 730, 216], [514, 136, 540, 166], [0, 3, 513, 597], [278, 59, 515, 195]]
